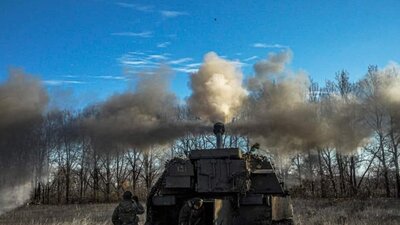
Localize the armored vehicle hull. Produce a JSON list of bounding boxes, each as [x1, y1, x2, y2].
[[145, 123, 293, 225]]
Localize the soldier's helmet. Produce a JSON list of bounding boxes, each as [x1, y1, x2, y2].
[[192, 198, 203, 209], [123, 191, 133, 200]]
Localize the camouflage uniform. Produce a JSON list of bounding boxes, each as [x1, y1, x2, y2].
[[178, 199, 205, 225], [112, 199, 145, 225]]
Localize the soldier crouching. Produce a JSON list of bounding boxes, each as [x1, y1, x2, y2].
[[112, 191, 145, 225], [178, 198, 205, 225]]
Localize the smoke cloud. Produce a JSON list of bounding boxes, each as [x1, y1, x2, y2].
[[232, 65, 324, 152], [232, 50, 320, 152], [361, 62, 400, 132], [2, 51, 399, 215], [248, 49, 292, 91], [321, 94, 370, 153], [188, 52, 247, 123], [377, 62, 400, 104], [83, 66, 207, 150], [230, 50, 372, 154], [0, 69, 48, 214], [0, 69, 48, 127], [0, 182, 32, 215]]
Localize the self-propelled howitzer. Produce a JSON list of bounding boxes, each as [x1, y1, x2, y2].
[[145, 122, 293, 225]]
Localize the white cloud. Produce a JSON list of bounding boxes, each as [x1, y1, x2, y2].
[[91, 75, 128, 81], [157, 42, 171, 48], [118, 52, 164, 70], [62, 75, 79, 78], [174, 67, 198, 73], [172, 61, 201, 74], [185, 63, 202, 68], [43, 80, 85, 86], [119, 52, 255, 75], [169, 58, 193, 65], [148, 54, 169, 60], [111, 31, 153, 38], [127, 51, 146, 55], [252, 43, 288, 48], [243, 56, 258, 61], [122, 60, 149, 66], [160, 10, 188, 18], [116, 2, 153, 12], [118, 52, 200, 74]]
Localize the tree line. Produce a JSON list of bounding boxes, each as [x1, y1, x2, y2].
[[24, 66, 400, 204]]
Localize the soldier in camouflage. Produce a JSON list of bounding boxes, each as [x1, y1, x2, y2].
[[112, 191, 145, 225], [178, 198, 205, 225]]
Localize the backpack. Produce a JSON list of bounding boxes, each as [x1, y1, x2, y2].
[[118, 200, 138, 225]]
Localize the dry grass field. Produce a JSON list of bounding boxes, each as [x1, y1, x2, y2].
[[0, 198, 399, 225], [0, 203, 117, 225], [292, 198, 400, 225]]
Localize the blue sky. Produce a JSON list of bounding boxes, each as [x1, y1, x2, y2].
[[1, 0, 399, 107]]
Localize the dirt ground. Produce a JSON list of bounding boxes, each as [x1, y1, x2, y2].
[[1, 198, 399, 225]]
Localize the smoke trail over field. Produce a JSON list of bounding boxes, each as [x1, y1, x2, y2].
[[230, 50, 372, 153], [321, 94, 370, 153], [188, 52, 247, 123], [83, 66, 208, 150], [231, 51, 324, 152], [0, 69, 48, 214]]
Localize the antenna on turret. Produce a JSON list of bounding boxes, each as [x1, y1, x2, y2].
[[213, 122, 225, 149]]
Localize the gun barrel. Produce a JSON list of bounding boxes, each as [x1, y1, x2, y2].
[[213, 122, 225, 149]]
